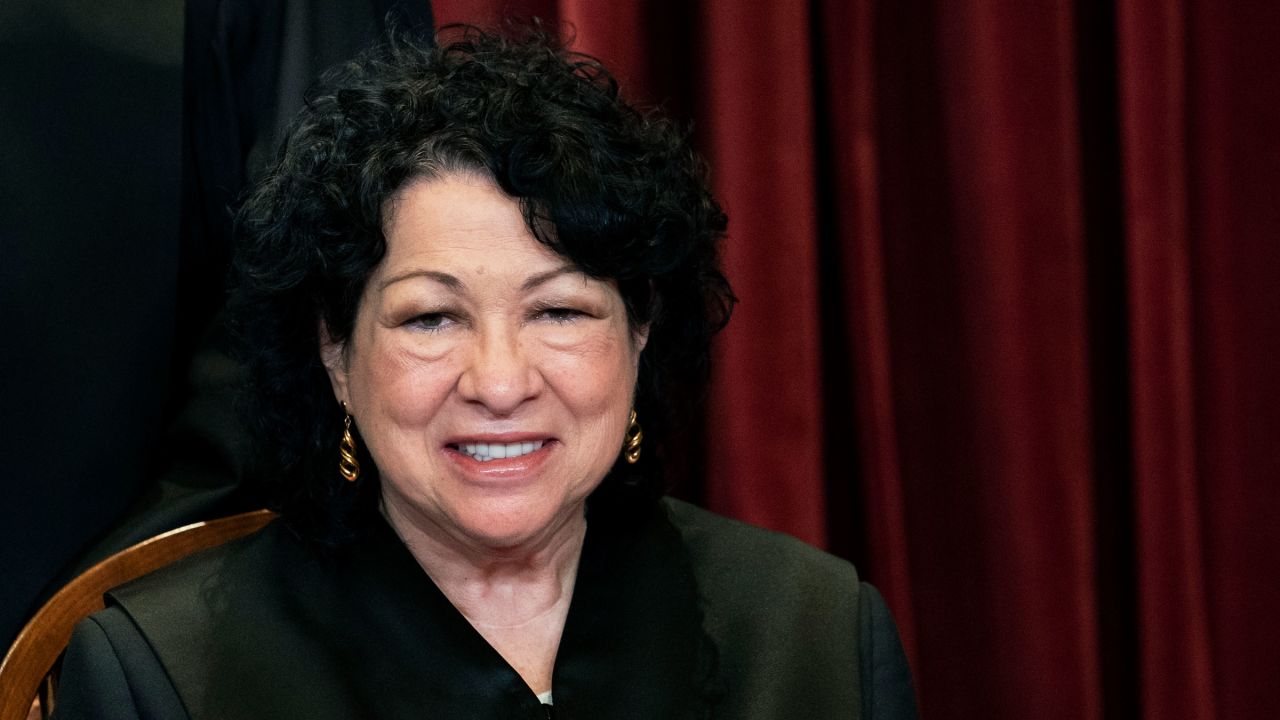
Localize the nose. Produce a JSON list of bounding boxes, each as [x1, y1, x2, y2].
[[456, 319, 542, 416]]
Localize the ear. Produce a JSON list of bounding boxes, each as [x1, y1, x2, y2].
[[319, 320, 351, 406], [632, 323, 650, 356]]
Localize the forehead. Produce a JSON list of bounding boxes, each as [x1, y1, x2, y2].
[[380, 172, 564, 273]]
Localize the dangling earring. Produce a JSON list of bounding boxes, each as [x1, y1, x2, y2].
[[338, 402, 360, 483], [623, 409, 643, 464]]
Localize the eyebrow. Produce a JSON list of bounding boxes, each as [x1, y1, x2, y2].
[[377, 264, 582, 293], [520, 265, 580, 291], [378, 269, 463, 292]]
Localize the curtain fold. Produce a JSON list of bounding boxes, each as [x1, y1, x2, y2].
[[1119, 2, 1280, 718], [695, 1, 828, 549], [853, 4, 1104, 717], [429, 1, 1280, 716], [1117, 3, 1217, 719], [815, 0, 918, 666]]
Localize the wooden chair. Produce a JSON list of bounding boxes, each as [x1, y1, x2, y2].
[[0, 510, 276, 720]]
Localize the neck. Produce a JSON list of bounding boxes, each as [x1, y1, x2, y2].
[[381, 499, 586, 694], [381, 500, 587, 628]]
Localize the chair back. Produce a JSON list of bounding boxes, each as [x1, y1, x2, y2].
[[0, 509, 276, 720]]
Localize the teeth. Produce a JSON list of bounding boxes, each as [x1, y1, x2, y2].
[[458, 440, 544, 462]]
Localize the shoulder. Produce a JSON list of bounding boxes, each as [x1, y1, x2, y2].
[[76, 521, 346, 717], [658, 499, 865, 713], [660, 497, 860, 609], [106, 519, 298, 617], [56, 607, 188, 719], [659, 498, 919, 719], [658, 497, 861, 652], [53, 525, 297, 720], [96, 520, 304, 696]]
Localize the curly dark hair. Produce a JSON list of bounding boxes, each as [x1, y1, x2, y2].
[[230, 24, 734, 544]]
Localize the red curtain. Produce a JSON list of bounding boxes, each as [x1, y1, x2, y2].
[[434, 2, 1280, 717]]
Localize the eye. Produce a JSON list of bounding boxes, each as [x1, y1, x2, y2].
[[534, 306, 587, 324], [407, 312, 456, 332]]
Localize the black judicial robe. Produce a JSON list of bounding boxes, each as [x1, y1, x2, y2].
[[54, 499, 918, 719]]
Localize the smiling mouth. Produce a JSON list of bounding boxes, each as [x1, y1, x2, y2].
[[451, 440, 546, 462]]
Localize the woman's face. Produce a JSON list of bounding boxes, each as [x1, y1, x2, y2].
[[322, 172, 646, 552]]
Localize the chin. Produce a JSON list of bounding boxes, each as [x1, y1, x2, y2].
[[445, 494, 583, 551]]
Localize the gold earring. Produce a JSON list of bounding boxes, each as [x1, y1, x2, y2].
[[623, 409, 643, 464], [339, 403, 360, 483]]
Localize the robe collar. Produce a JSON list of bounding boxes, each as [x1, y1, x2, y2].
[[332, 499, 722, 718]]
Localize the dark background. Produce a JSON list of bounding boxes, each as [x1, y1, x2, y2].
[[1, 0, 431, 660], [1, 0, 186, 654]]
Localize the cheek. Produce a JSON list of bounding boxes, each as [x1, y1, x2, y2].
[[353, 342, 457, 424], [541, 334, 639, 410]]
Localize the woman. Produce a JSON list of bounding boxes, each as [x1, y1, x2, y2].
[[55, 26, 917, 719]]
